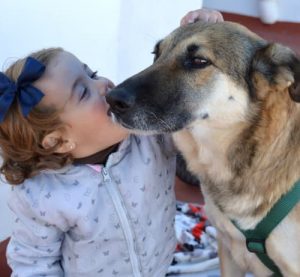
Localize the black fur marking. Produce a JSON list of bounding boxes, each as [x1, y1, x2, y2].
[[187, 44, 199, 53], [288, 56, 300, 102], [152, 40, 163, 62], [201, 113, 209, 119]]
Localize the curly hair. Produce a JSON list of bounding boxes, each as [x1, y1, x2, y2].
[[0, 48, 73, 185]]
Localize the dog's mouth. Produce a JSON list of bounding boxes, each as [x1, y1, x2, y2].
[[107, 103, 192, 134], [107, 108, 137, 131]]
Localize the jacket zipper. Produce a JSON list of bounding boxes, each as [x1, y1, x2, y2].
[[102, 167, 142, 277]]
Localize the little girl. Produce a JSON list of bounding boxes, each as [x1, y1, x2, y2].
[[0, 9, 223, 277]]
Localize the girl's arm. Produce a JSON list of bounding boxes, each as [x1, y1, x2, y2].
[[6, 188, 64, 277]]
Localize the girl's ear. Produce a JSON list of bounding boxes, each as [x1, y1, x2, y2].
[[42, 130, 76, 154]]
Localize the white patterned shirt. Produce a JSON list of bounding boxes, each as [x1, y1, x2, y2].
[[7, 134, 177, 277]]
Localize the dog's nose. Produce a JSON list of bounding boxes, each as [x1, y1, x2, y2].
[[106, 87, 135, 114]]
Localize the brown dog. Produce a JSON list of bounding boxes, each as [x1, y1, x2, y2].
[[106, 21, 300, 276]]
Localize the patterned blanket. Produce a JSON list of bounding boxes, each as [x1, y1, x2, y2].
[[167, 202, 219, 275]]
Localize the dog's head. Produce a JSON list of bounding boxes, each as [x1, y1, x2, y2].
[[106, 21, 300, 133]]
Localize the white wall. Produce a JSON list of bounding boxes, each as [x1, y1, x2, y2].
[[116, 0, 203, 82], [0, 0, 121, 83], [0, 0, 203, 241], [0, 0, 203, 86]]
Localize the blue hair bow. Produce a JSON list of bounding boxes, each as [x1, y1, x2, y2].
[[0, 57, 45, 123]]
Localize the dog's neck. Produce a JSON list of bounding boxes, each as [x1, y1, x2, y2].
[[175, 98, 300, 229], [187, 122, 242, 182]]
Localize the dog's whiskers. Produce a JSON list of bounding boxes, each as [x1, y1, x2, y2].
[[146, 110, 173, 132]]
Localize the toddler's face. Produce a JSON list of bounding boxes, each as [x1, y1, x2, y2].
[[34, 51, 128, 158]]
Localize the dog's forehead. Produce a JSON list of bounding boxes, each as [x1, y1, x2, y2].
[[160, 21, 265, 56], [152, 21, 267, 90]]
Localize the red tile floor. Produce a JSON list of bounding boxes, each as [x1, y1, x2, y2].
[[175, 12, 300, 204]]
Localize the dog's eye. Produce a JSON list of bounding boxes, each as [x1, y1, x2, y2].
[[184, 57, 211, 69]]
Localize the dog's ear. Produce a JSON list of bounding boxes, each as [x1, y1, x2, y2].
[[251, 43, 300, 102]]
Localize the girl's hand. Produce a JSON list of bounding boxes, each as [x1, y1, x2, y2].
[[180, 8, 224, 26]]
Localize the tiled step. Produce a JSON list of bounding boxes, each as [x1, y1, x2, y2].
[[223, 12, 300, 54]]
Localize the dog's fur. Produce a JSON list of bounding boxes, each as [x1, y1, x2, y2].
[[106, 21, 300, 276]]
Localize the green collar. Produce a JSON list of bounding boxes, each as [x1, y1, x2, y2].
[[232, 180, 300, 276]]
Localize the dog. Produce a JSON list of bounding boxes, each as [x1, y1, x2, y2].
[[106, 21, 300, 276]]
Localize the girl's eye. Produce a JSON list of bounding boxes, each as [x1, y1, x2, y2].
[[90, 71, 98, 79], [80, 88, 88, 101]]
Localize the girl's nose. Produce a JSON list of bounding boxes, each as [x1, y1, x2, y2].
[[97, 77, 115, 96]]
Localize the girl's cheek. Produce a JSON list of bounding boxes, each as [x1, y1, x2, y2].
[[92, 96, 106, 110], [92, 101, 110, 123]]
